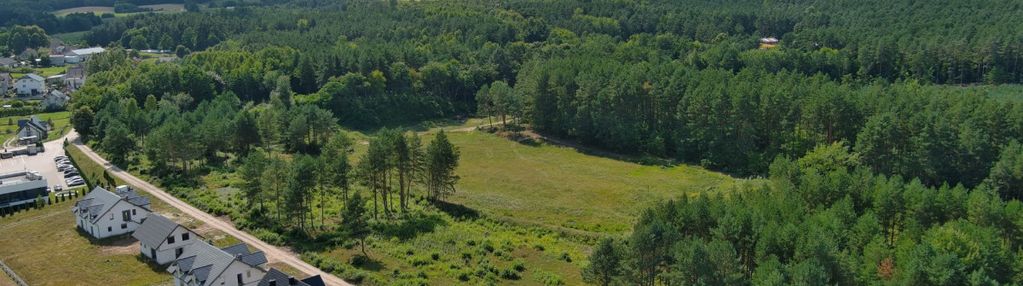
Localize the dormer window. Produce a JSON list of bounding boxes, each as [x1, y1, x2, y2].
[[168, 236, 176, 244], [182, 233, 190, 241]]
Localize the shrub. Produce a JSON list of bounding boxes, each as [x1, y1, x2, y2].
[[512, 259, 526, 272], [500, 268, 521, 280], [533, 270, 565, 286]]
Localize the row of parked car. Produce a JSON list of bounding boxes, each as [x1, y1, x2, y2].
[[55, 155, 85, 187]]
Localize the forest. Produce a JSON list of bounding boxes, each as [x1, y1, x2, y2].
[[52, 0, 1023, 284]]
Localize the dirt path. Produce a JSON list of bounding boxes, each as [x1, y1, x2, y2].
[[67, 131, 351, 286]]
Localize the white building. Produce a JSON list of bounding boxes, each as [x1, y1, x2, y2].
[[0, 171, 48, 210], [50, 54, 66, 66], [15, 74, 45, 96], [73, 186, 152, 239], [70, 47, 106, 61], [133, 213, 203, 265], [64, 65, 86, 91], [167, 242, 268, 286]]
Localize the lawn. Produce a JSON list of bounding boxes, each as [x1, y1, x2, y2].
[[0, 111, 72, 145], [0, 200, 171, 286], [439, 131, 741, 234]]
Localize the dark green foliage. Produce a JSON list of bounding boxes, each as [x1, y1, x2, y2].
[[342, 193, 370, 256], [425, 130, 459, 201], [606, 144, 1023, 285], [582, 238, 620, 286]]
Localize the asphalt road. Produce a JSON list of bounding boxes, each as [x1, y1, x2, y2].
[[67, 131, 351, 286]]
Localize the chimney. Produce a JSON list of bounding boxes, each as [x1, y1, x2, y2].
[[289, 277, 297, 285], [268, 280, 276, 286]]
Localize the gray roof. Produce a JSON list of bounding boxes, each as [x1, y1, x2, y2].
[[73, 186, 151, 223], [257, 268, 322, 286], [0, 58, 15, 65], [169, 242, 267, 286], [132, 213, 180, 248], [20, 74, 44, 82]]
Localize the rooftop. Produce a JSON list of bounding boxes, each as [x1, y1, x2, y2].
[[71, 47, 106, 56], [0, 171, 47, 196]]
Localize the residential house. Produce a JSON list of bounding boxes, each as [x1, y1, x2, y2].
[[133, 213, 203, 265], [0, 58, 17, 68], [64, 65, 86, 90], [16, 116, 49, 145], [72, 186, 152, 239], [15, 74, 45, 96], [41, 90, 70, 111], [0, 73, 11, 94], [256, 268, 324, 286], [167, 242, 268, 286]]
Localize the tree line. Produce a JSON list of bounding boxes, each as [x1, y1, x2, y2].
[[585, 143, 1023, 285]]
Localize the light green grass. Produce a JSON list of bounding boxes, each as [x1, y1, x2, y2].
[[0, 200, 172, 286], [0, 111, 71, 144], [53, 4, 185, 17], [438, 131, 740, 234], [33, 67, 66, 77]]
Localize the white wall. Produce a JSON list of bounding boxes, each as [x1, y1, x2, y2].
[[209, 261, 265, 286], [15, 79, 43, 95], [142, 227, 200, 265], [84, 201, 150, 239]]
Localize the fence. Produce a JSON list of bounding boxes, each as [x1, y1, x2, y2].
[[0, 259, 28, 286]]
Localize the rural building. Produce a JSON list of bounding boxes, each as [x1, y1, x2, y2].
[[133, 213, 203, 265], [64, 65, 86, 90], [0, 57, 17, 68], [14, 74, 45, 96], [50, 54, 66, 66], [73, 186, 152, 239], [16, 116, 49, 144], [0, 171, 48, 210], [167, 242, 268, 286], [0, 73, 11, 93], [70, 47, 106, 61], [41, 90, 70, 110], [256, 268, 325, 286]]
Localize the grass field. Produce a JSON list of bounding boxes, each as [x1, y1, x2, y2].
[[51, 31, 90, 45], [53, 4, 185, 17], [0, 200, 172, 286], [0, 112, 72, 145], [440, 131, 740, 234]]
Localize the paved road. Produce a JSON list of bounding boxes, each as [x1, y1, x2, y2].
[[67, 131, 351, 286]]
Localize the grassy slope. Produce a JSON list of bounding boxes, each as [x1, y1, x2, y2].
[[0, 200, 171, 286], [441, 131, 738, 234]]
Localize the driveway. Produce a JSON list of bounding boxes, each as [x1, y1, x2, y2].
[[0, 133, 75, 192]]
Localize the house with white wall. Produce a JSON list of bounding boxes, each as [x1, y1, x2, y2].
[[133, 213, 203, 265], [15, 74, 45, 96], [167, 242, 268, 286], [73, 186, 152, 239], [257, 268, 324, 286]]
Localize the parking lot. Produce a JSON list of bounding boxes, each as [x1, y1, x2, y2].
[[0, 134, 81, 192]]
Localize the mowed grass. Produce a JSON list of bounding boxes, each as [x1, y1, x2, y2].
[[0, 111, 72, 144], [0, 200, 171, 286], [437, 131, 739, 234]]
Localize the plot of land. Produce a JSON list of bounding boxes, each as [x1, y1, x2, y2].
[[53, 4, 185, 17], [0, 111, 72, 146], [439, 131, 741, 234], [0, 201, 171, 286]]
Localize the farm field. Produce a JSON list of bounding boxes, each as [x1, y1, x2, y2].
[[53, 4, 185, 17]]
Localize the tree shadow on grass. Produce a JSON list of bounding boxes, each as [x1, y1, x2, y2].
[[432, 200, 479, 220], [373, 212, 447, 241]]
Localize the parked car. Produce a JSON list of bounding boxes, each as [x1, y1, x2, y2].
[[64, 171, 80, 178], [53, 185, 63, 192], [67, 180, 85, 187]]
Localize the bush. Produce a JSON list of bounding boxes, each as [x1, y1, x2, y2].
[[512, 259, 526, 272], [500, 268, 521, 280], [351, 255, 371, 267], [252, 228, 284, 245], [533, 271, 565, 286]]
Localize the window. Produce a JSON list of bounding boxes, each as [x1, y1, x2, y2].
[[246, 271, 250, 278], [167, 236, 175, 244], [107, 226, 111, 232], [175, 248, 183, 258], [110, 213, 114, 220], [237, 273, 243, 285], [121, 223, 127, 229], [182, 233, 190, 241], [132, 209, 136, 215]]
